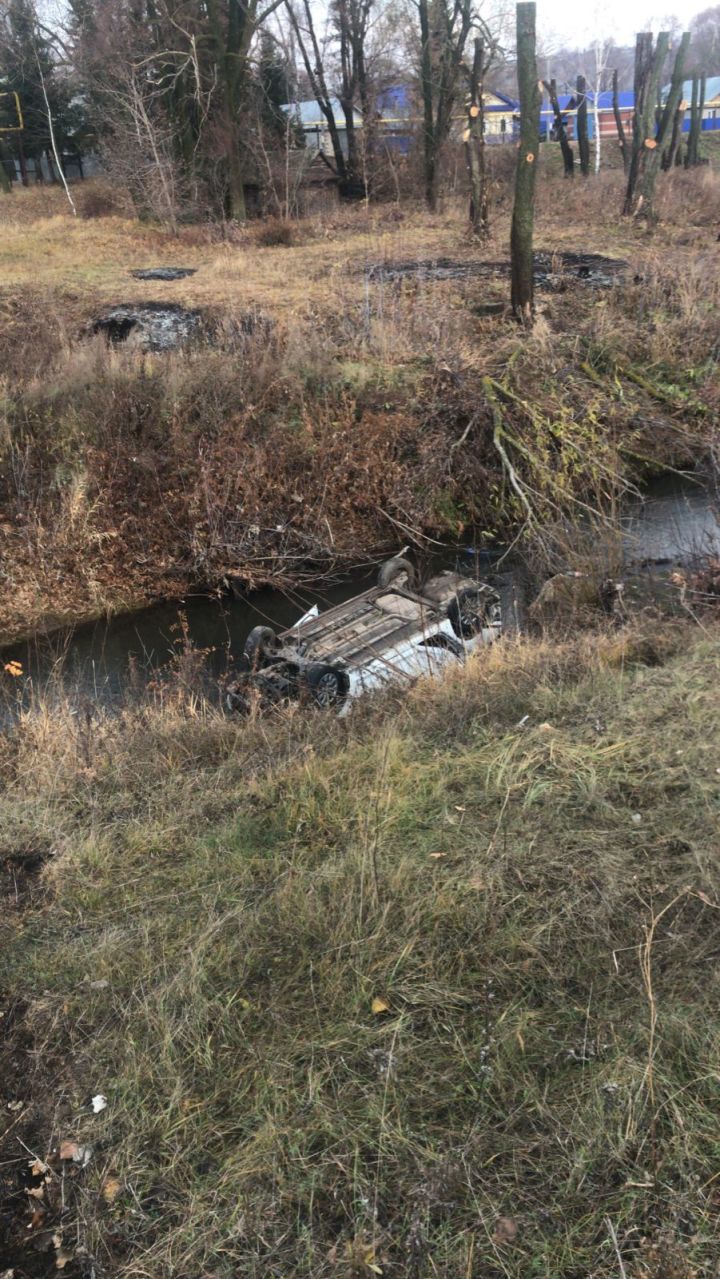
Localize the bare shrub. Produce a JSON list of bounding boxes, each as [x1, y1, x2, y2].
[[76, 182, 130, 219], [252, 218, 296, 247]]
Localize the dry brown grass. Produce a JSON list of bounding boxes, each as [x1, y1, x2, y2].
[[2, 622, 720, 1278], [0, 156, 718, 645]]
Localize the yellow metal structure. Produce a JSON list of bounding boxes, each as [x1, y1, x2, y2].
[[0, 92, 24, 132]]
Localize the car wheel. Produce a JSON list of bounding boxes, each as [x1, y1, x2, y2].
[[378, 555, 417, 589], [302, 664, 350, 709], [243, 625, 279, 671], [448, 586, 501, 639]]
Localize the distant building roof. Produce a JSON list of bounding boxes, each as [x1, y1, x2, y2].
[[282, 98, 362, 129], [484, 88, 518, 110], [541, 89, 634, 113], [662, 76, 720, 104]]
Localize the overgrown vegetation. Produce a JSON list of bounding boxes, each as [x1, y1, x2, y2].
[[1, 157, 718, 645], [2, 623, 720, 1277]]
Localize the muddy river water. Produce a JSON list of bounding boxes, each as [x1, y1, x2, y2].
[[2, 477, 718, 710]]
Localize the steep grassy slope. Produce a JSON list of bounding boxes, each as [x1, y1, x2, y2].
[[2, 625, 719, 1277]]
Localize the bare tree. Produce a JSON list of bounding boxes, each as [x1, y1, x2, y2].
[[634, 30, 690, 220], [334, 0, 374, 195], [591, 38, 612, 173], [576, 73, 589, 175], [465, 35, 489, 236], [622, 30, 669, 217], [416, 0, 477, 210], [685, 73, 707, 166], [611, 68, 629, 172], [285, 0, 355, 190], [74, 0, 285, 221], [510, 0, 540, 325], [543, 76, 574, 176]]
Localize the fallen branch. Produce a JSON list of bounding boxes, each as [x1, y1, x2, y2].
[[482, 376, 536, 524]]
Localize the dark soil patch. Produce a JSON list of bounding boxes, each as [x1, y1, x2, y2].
[[91, 301, 204, 351], [1, 849, 50, 909], [367, 250, 629, 289], [130, 266, 197, 281]]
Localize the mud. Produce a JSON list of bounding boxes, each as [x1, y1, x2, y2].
[[367, 250, 629, 289]]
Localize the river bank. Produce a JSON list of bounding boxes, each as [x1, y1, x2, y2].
[[2, 155, 720, 1278], [2, 620, 720, 1278], [1, 165, 718, 649], [0, 476, 717, 716]]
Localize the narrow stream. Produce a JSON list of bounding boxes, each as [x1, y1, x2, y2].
[[2, 478, 718, 712]]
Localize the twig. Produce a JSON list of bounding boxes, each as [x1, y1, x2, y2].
[[482, 377, 535, 524], [377, 507, 446, 547], [604, 1217, 627, 1279], [449, 413, 478, 453]]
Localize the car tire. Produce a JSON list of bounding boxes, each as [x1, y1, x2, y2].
[[301, 664, 350, 709], [448, 586, 501, 639], [243, 625, 278, 671], [378, 555, 417, 589]]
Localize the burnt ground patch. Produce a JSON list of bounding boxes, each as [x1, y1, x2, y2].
[[90, 302, 274, 352], [91, 300, 204, 351], [366, 250, 629, 289], [129, 267, 197, 281]]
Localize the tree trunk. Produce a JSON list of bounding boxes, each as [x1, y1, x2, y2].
[[418, 0, 437, 211], [612, 69, 630, 171], [0, 143, 12, 194], [543, 77, 574, 175], [686, 73, 706, 166], [18, 137, 28, 187], [341, 98, 363, 196], [637, 30, 690, 220], [593, 97, 600, 174], [662, 100, 685, 170], [623, 31, 669, 216], [226, 139, 247, 221], [466, 37, 489, 237], [286, 0, 350, 189], [685, 75, 698, 166], [511, 1, 540, 325], [576, 75, 589, 175]]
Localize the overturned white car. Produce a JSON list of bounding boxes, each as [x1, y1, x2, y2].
[[226, 555, 502, 712]]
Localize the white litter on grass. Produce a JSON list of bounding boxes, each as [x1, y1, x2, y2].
[[631, 813, 643, 825], [91, 1094, 108, 1113]]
